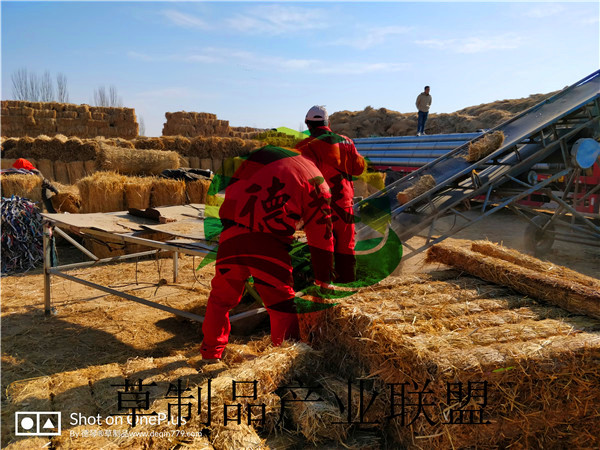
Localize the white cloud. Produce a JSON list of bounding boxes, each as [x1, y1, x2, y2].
[[333, 26, 412, 50], [128, 50, 220, 64], [162, 10, 211, 29], [226, 5, 329, 35], [128, 47, 409, 76], [416, 34, 523, 54], [522, 5, 566, 19]]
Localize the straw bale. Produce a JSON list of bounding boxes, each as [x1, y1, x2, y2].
[[0, 173, 43, 203], [426, 242, 600, 319], [53, 161, 71, 184], [77, 171, 127, 213], [471, 240, 600, 290], [396, 174, 436, 205], [83, 160, 96, 176], [284, 386, 349, 443], [66, 161, 87, 184], [124, 176, 154, 210], [186, 179, 210, 204], [51, 192, 81, 213], [133, 137, 164, 150], [190, 137, 211, 158], [35, 159, 55, 180], [188, 156, 200, 168], [211, 158, 223, 173], [1, 137, 19, 153], [211, 424, 264, 450], [222, 157, 235, 178], [150, 178, 186, 207], [200, 158, 212, 170], [97, 143, 180, 176], [312, 274, 600, 448], [467, 131, 505, 162], [1, 159, 17, 169], [179, 156, 190, 167]]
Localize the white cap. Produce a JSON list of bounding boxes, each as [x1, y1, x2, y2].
[[305, 105, 328, 123]]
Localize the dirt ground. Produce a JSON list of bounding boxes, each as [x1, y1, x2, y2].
[[1, 207, 598, 448]]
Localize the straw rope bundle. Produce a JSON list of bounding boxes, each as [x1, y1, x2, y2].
[[311, 274, 600, 448], [466, 131, 505, 162], [97, 143, 180, 176], [396, 174, 436, 205], [425, 241, 600, 319], [1, 196, 44, 274]]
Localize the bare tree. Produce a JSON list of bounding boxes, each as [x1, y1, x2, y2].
[[93, 85, 123, 107], [138, 115, 146, 136], [11, 68, 30, 100], [11, 68, 70, 102], [40, 71, 54, 102], [28, 72, 41, 101], [56, 73, 69, 103]]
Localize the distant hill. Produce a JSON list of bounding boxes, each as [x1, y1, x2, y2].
[[329, 91, 560, 138]]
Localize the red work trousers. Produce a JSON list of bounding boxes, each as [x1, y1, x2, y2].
[[332, 206, 356, 283], [201, 227, 299, 359]]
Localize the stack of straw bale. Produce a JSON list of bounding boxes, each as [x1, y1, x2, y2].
[[308, 271, 600, 448], [162, 111, 230, 137], [1, 100, 138, 139]]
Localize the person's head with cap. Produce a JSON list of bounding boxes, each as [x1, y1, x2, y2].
[[305, 105, 329, 129]]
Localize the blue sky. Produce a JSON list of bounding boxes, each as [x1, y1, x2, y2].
[[2, 1, 598, 137]]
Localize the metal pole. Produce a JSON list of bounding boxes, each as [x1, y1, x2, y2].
[[43, 222, 53, 316]]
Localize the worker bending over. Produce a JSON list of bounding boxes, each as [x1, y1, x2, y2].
[[200, 145, 334, 361], [296, 106, 366, 283]]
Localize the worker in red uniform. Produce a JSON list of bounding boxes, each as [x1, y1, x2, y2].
[[200, 145, 334, 361], [296, 106, 366, 283]]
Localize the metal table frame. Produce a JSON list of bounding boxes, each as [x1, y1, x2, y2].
[[42, 219, 267, 323]]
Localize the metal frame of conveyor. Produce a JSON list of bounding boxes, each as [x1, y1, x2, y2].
[[355, 70, 600, 260], [42, 219, 267, 322]]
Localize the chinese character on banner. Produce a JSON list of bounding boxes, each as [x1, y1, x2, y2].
[[445, 381, 491, 425], [329, 379, 381, 428], [111, 378, 158, 427], [388, 380, 437, 426], [275, 384, 327, 427], [165, 378, 194, 427], [260, 177, 294, 236]]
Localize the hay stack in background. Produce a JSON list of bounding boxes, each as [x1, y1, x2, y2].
[[396, 174, 436, 205], [35, 159, 55, 181], [185, 179, 211, 204], [467, 130, 505, 162], [1, 159, 17, 169], [132, 136, 165, 150], [53, 161, 70, 184], [77, 171, 127, 213], [124, 176, 154, 210], [96, 143, 179, 176], [66, 161, 87, 184], [425, 241, 600, 319], [150, 178, 186, 207], [0, 174, 43, 203]]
